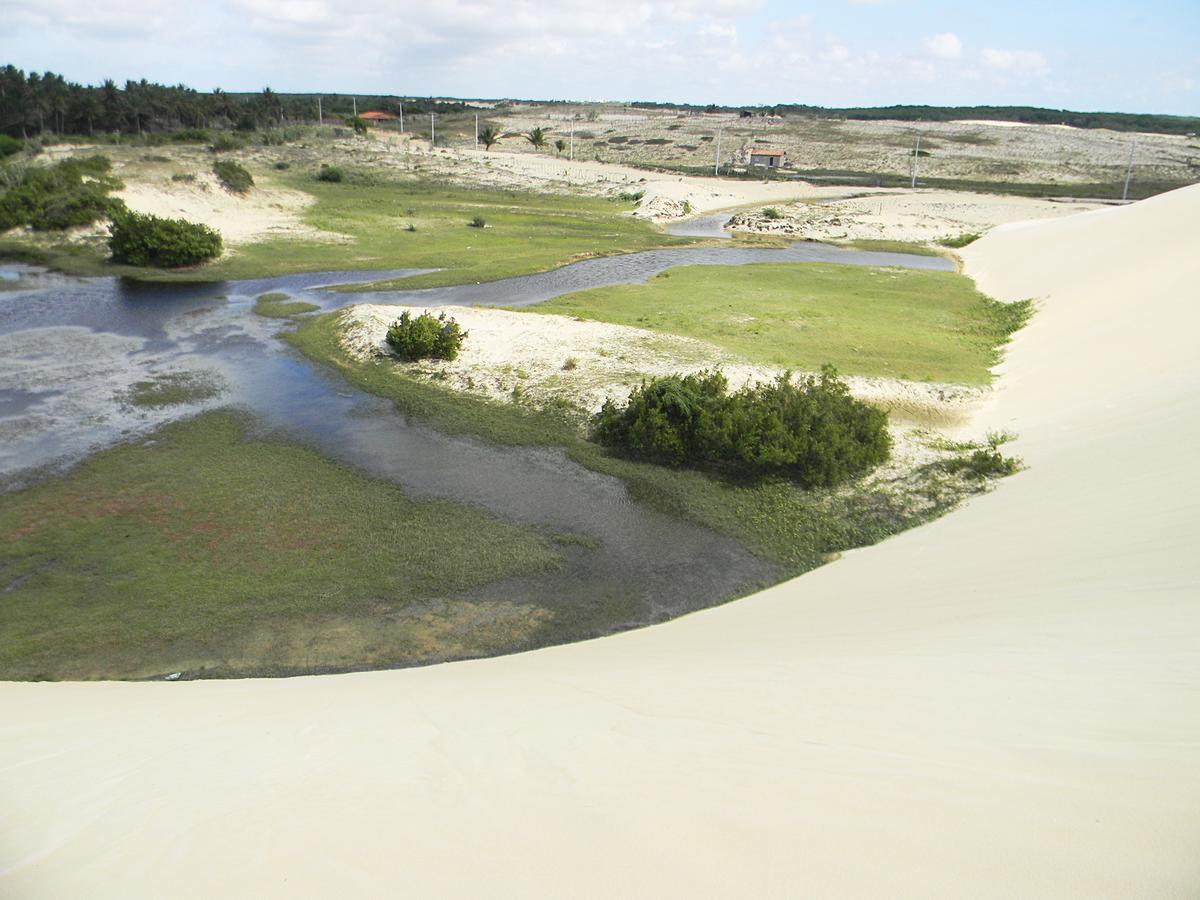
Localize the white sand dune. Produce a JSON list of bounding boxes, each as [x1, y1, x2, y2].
[[2, 186, 1198, 897]]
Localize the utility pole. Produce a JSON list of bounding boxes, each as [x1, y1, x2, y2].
[[430, 113, 435, 147], [714, 126, 723, 176], [475, 113, 479, 151], [317, 95, 322, 124], [569, 121, 574, 161], [399, 100, 404, 132], [1122, 136, 1137, 201], [911, 133, 921, 189], [352, 97, 357, 117]]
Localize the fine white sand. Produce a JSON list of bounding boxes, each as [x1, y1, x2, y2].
[[1, 186, 1198, 897]]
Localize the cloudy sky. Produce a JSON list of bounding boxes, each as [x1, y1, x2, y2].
[[3, 0, 1198, 114]]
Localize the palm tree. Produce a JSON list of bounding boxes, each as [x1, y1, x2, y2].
[[479, 125, 500, 150], [525, 126, 547, 150]]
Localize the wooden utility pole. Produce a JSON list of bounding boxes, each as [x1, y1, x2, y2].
[[431, 113, 435, 147], [475, 114, 479, 150], [399, 101, 404, 132], [911, 133, 921, 189], [352, 97, 357, 117], [714, 126, 723, 176], [569, 121, 574, 161], [317, 95, 322, 124], [1122, 137, 1137, 201]]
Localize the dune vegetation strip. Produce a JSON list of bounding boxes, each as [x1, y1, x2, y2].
[[530, 262, 1031, 385], [286, 310, 1017, 574], [0, 411, 561, 680]]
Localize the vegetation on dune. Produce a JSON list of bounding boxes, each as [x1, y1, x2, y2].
[[938, 232, 982, 248], [478, 125, 500, 150], [593, 367, 890, 487], [533, 262, 1032, 385], [212, 159, 254, 193], [0, 155, 123, 231], [108, 209, 223, 267], [316, 164, 344, 182], [525, 126, 548, 150], [285, 312, 1012, 573], [0, 410, 560, 680], [385, 310, 468, 361]]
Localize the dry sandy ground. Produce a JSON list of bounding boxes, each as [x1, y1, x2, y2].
[[116, 171, 337, 246], [1, 189, 1198, 897], [340, 303, 985, 426], [728, 189, 1106, 243]]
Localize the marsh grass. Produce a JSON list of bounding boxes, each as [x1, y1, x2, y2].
[[119, 370, 227, 408], [253, 291, 320, 318], [0, 410, 560, 680]]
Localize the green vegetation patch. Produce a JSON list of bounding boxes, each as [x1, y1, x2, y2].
[[253, 291, 320, 318], [0, 155, 123, 232], [203, 177, 694, 289], [109, 209, 223, 267], [119, 370, 227, 408], [839, 239, 947, 257], [533, 262, 1031, 384], [212, 159, 254, 193], [285, 312, 1004, 573], [386, 310, 467, 361], [0, 410, 560, 680]]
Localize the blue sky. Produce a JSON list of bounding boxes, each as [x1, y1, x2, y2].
[[3, 0, 1197, 114]]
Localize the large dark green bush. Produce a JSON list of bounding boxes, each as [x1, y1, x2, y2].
[[385, 310, 468, 361], [0, 135, 21, 158], [0, 156, 122, 232], [316, 164, 344, 182], [593, 366, 891, 487], [108, 210, 223, 267], [212, 159, 253, 193]]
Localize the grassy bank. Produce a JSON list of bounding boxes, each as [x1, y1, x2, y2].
[[286, 311, 999, 573], [0, 411, 561, 680], [2, 171, 695, 287], [529, 262, 1030, 384]]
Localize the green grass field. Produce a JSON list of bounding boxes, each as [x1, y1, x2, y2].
[[196, 175, 695, 289], [253, 291, 320, 318], [0, 172, 696, 288], [0, 411, 560, 680], [530, 263, 1030, 384]]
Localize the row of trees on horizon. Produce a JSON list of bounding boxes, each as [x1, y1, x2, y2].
[[0, 66, 470, 139]]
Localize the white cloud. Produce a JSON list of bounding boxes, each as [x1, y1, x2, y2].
[[981, 47, 1049, 75], [924, 32, 963, 61]]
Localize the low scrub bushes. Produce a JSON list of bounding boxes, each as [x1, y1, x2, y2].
[[0, 134, 22, 158], [212, 159, 253, 193], [592, 366, 891, 487], [209, 133, 246, 153], [317, 164, 343, 182], [0, 156, 122, 231], [385, 310, 467, 361], [468, 215, 486, 228], [108, 209, 223, 267], [762, 207, 783, 220], [938, 232, 981, 248]]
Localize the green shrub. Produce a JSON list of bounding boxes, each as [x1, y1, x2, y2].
[[170, 128, 211, 144], [469, 215, 486, 228], [212, 160, 253, 193], [316, 164, 343, 182], [273, 161, 291, 170], [0, 156, 122, 231], [762, 207, 783, 220], [592, 366, 891, 487], [108, 209, 223, 267], [0, 135, 23, 158], [209, 133, 245, 153], [171, 172, 196, 182], [385, 310, 468, 361], [617, 190, 644, 202], [938, 232, 981, 248]]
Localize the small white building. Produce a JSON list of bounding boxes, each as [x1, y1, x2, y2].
[[748, 148, 786, 167]]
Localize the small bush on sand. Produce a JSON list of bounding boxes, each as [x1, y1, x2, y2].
[[762, 207, 783, 220], [939, 232, 981, 248], [317, 164, 343, 182], [273, 161, 291, 170], [468, 215, 486, 228], [0, 156, 122, 231], [592, 366, 890, 487], [386, 310, 468, 361], [212, 159, 253, 193], [108, 210, 223, 267]]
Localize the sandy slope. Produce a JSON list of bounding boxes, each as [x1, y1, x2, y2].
[[2, 186, 1199, 897]]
